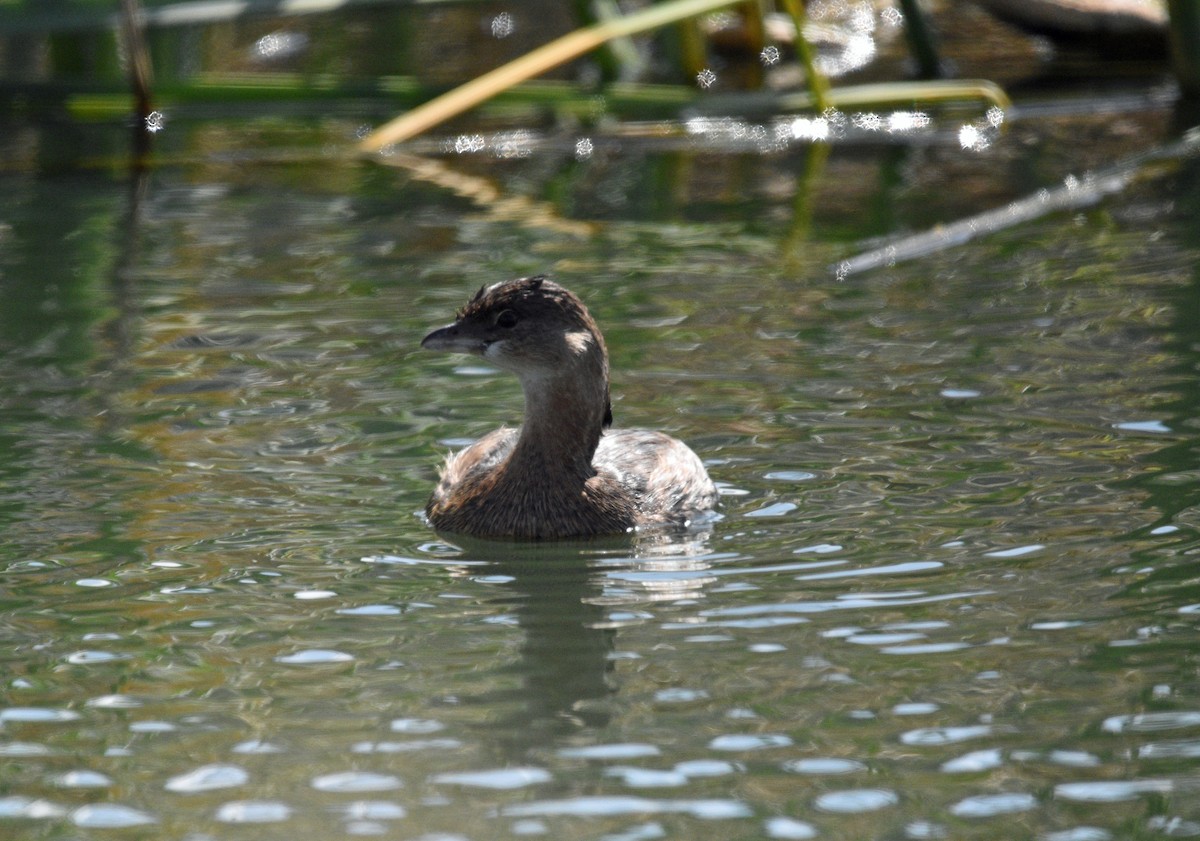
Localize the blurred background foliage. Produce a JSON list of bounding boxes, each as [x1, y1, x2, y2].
[[0, 0, 1194, 154]]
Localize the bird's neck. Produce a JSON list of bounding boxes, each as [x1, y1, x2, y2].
[[510, 357, 609, 479]]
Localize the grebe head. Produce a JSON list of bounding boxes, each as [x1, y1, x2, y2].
[[421, 276, 606, 380]]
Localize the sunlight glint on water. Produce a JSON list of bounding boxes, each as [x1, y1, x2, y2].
[[1, 110, 1199, 841]]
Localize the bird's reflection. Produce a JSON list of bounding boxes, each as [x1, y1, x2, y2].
[[442, 529, 715, 758]]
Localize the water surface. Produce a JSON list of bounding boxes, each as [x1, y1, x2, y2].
[[2, 61, 1200, 841]]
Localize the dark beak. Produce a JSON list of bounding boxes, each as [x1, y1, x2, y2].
[[421, 323, 482, 354]]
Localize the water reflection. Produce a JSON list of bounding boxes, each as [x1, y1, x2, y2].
[[391, 530, 723, 754], [3, 96, 1200, 841], [472, 546, 621, 746], [1120, 154, 1200, 527]]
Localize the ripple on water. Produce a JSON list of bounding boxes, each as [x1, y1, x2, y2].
[[674, 759, 741, 777], [274, 649, 354, 664], [793, 543, 842, 554], [232, 739, 285, 754], [165, 764, 250, 792], [605, 767, 689, 788], [430, 768, 552, 789], [654, 688, 709, 703], [846, 632, 927, 646], [65, 650, 130, 665], [708, 734, 793, 751], [214, 800, 293, 823], [1138, 739, 1200, 759], [699, 589, 985, 620], [941, 748, 1004, 773], [0, 707, 81, 723], [764, 816, 818, 839], [781, 758, 867, 775], [701, 616, 809, 630], [1101, 711, 1200, 733], [1030, 620, 1090, 630], [1113, 420, 1171, 433], [1042, 830, 1113, 841], [885, 641, 973, 655], [390, 718, 445, 734], [502, 796, 753, 820], [0, 796, 67, 819], [1054, 779, 1174, 802], [796, 560, 943, 581], [71, 803, 156, 827], [900, 725, 994, 746], [510, 818, 551, 836], [85, 694, 142, 709], [0, 743, 54, 757], [336, 604, 403, 616], [311, 772, 403, 793], [950, 791, 1037, 817], [294, 589, 336, 600], [813, 789, 899, 813], [906, 819, 950, 839], [75, 578, 115, 588], [1149, 816, 1200, 835], [51, 770, 113, 788], [559, 744, 661, 760], [352, 738, 463, 753], [982, 544, 1045, 558], [362, 553, 487, 567], [745, 502, 797, 518], [764, 471, 817, 482], [1040, 749, 1101, 768], [341, 800, 407, 820]]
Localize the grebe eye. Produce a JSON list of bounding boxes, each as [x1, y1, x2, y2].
[[495, 309, 519, 329]]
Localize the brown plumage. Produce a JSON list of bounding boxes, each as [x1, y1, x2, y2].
[[421, 276, 718, 540]]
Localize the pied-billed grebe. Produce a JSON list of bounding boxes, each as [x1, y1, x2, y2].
[[421, 276, 718, 539]]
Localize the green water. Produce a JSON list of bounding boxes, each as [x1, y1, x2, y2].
[[1, 120, 1197, 840], [3, 27, 1200, 841]]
